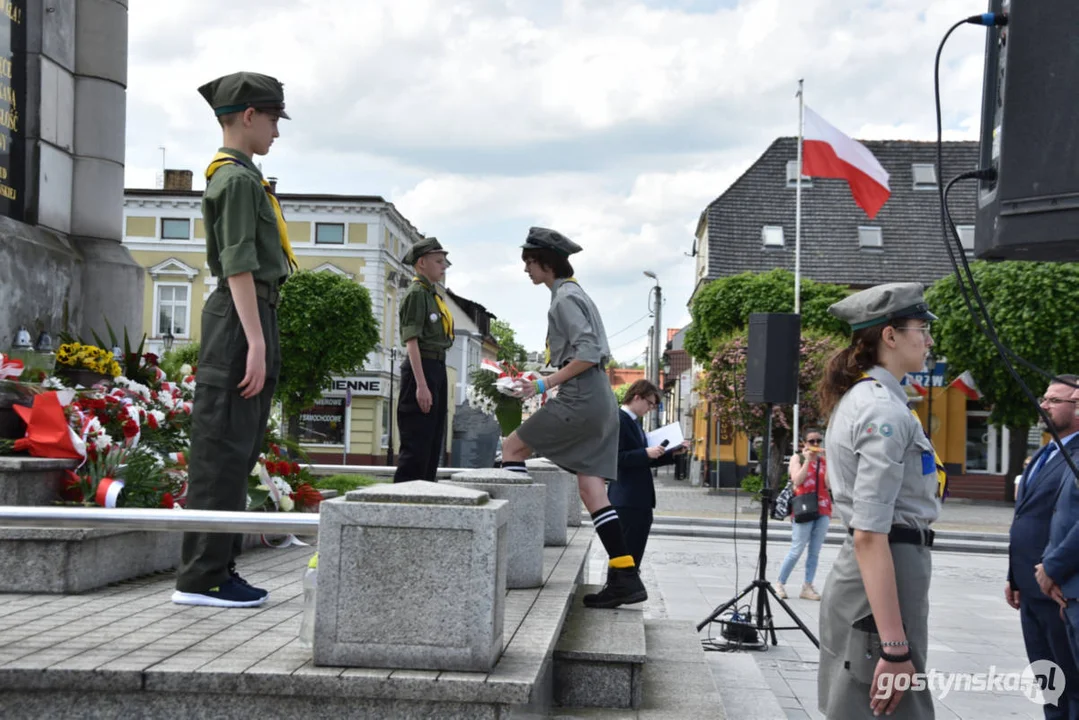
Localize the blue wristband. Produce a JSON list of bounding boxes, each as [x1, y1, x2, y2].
[[536, 378, 546, 394]]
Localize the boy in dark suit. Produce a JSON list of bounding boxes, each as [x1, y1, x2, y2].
[[608, 379, 688, 568]]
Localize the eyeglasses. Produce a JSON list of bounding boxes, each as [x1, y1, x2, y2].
[[1038, 397, 1078, 406], [805, 439, 822, 446], [895, 326, 933, 338]]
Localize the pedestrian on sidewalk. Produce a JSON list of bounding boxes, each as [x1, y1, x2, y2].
[[500, 227, 647, 610], [393, 238, 454, 483], [772, 427, 831, 602], [173, 72, 294, 609], [816, 283, 943, 719], [610, 379, 689, 568]]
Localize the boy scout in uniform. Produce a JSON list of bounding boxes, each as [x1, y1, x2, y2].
[[502, 227, 647, 609], [816, 283, 944, 719], [172, 72, 295, 608], [394, 238, 454, 482]]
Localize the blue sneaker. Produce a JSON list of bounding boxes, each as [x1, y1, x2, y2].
[[229, 564, 268, 599], [171, 577, 268, 608]]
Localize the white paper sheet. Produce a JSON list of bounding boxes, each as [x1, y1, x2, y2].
[[645, 422, 685, 449]]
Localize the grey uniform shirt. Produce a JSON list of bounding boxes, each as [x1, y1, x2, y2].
[[825, 366, 941, 533], [547, 279, 610, 367]]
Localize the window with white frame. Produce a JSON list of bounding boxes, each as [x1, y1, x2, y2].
[[858, 226, 883, 249], [155, 284, 190, 337], [957, 225, 975, 254], [786, 160, 812, 187], [912, 163, 937, 189], [315, 223, 345, 245], [161, 218, 190, 240], [762, 225, 785, 247]]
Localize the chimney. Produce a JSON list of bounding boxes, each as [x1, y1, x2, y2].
[[163, 169, 193, 191], [267, 176, 278, 193]]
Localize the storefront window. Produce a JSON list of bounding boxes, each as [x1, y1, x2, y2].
[[966, 413, 990, 472], [298, 397, 346, 445]]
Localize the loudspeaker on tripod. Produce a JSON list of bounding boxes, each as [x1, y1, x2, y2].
[[975, 0, 1079, 261], [745, 313, 801, 405]]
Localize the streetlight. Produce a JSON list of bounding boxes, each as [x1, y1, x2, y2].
[[643, 270, 662, 430], [162, 327, 175, 353], [925, 351, 937, 438], [387, 346, 397, 466]]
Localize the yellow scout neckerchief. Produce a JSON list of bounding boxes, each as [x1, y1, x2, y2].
[[545, 277, 578, 366], [413, 276, 455, 341], [855, 373, 947, 499], [205, 152, 299, 271]]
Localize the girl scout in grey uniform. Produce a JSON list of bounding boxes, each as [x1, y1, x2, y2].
[[817, 283, 945, 719], [501, 227, 648, 610]]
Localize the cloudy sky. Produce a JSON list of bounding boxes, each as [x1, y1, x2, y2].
[[125, 0, 988, 364]]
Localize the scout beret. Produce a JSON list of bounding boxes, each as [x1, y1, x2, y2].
[[521, 227, 582, 256], [198, 71, 290, 119], [402, 237, 449, 266], [828, 282, 938, 331]]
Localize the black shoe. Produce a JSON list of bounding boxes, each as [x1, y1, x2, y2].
[[583, 566, 648, 609], [229, 565, 268, 598], [171, 578, 267, 608]]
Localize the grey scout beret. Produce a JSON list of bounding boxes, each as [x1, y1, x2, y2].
[[828, 282, 938, 331], [198, 71, 290, 119], [402, 237, 449, 266], [521, 227, 582, 256]]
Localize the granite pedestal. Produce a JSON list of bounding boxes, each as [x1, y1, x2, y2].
[[314, 481, 509, 672], [529, 459, 582, 527], [0, 456, 78, 506], [448, 469, 546, 590], [522, 460, 569, 546]]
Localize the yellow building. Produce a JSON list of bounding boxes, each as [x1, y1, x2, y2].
[[121, 170, 459, 465]]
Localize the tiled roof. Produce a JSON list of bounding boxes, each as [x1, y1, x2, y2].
[[699, 138, 979, 290]]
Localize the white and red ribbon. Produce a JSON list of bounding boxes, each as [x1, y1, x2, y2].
[[0, 353, 23, 380], [95, 477, 125, 507]]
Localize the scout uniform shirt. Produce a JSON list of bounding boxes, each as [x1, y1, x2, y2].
[[202, 148, 290, 285], [826, 365, 941, 533], [399, 276, 454, 357], [546, 279, 611, 367]]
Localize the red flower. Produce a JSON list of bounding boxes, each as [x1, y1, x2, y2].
[[290, 462, 301, 476], [92, 398, 107, 410], [122, 419, 139, 439], [160, 493, 174, 508], [293, 483, 323, 509], [147, 413, 159, 430], [143, 353, 160, 366]]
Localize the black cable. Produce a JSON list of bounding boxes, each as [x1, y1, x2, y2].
[[934, 14, 1079, 484]]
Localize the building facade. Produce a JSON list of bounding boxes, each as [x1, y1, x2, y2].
[[684, 138, 1007, 498], [121, 171, 461, 465]]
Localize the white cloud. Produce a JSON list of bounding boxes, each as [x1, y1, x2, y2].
[[126, 0, 990, 363]]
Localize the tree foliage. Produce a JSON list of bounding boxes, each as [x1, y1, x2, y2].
[[490, 319, 528, 365], [276, 271, 381, 434], [925, 261, 1079, 428], [685, 269, 850, 362], [701, 330, 846, 489]]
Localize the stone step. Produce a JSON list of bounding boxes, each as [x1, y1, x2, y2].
[[549, 619, 728, 718], [553, 584, 647, 710]]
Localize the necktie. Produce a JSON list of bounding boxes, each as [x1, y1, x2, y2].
[[1027, 449, 1052, 487], [412, 277, 455, 340], [205, 153, 299, 271]]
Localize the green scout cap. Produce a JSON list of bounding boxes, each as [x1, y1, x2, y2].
[[828, 282, 938, 332], [402, 237, 449, 266], [521, 227, 582, 256], [198, 71, 290, 119]]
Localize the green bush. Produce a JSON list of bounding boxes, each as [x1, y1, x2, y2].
[[313, 474, 385, 497], [160, 342, 201, 381], [740, 474, 763, 500]]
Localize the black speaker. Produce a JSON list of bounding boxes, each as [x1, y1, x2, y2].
[[975, 0, 1079, 261], [745, 313, 800, 405]]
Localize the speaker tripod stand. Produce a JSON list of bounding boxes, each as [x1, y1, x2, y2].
[[697, 402, 820, 651]]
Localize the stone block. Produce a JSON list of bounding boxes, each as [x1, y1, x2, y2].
[[74, 76, 125, 163], [40, 56, 75, 151], [0, 456, 78, 506], [0, 527, 182, 593], [71, 157, 124, 240], [37, 143, 74, 236], [314, 481, 509, 672], [76, 236, 144, 344], [521, 462, 568, 546], [75, 0, 128, 85], [529, 459, 581, 527], [448, 469, 545, 589]]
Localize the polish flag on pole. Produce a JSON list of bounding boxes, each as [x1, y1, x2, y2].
[[908, 379, 929, 398], [802, 106, 891, 219], [949, 370, 982, 401]]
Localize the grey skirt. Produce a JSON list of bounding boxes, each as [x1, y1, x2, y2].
[[515, 366, 618, 480], [818, 537, 934, 719]]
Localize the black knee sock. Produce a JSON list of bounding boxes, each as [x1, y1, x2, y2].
[[501, 460, 529, 475], [591, 505, 634, 568]]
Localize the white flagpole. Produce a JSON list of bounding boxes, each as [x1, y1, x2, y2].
[[793, 79, 804, 454]]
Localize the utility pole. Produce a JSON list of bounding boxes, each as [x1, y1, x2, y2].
[[644, 270, 662, 430]]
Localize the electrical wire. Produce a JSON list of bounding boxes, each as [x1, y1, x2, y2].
[[607, 314, 652, 340], [934, 13, 1079, 485]]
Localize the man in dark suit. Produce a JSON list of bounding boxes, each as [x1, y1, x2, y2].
[[608, 379, 687, 568], [1008, 376, 1079, 719]]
